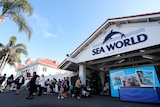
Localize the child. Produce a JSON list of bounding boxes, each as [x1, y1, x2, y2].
[[58, 85, 64, 99], [47, 85, 51, 94]]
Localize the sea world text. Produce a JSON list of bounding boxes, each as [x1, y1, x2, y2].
[[92, 34, 148, 55]]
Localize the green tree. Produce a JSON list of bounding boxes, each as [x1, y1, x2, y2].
[[0, 0, 34, 40], [0, 36, 28, 74]]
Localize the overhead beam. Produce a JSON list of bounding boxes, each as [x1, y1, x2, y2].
[[103, 59, 156, 71], [86, 64, 101, 72], [87, 48, 160, 65]]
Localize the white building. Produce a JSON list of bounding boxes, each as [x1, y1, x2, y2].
[[58, 12, 160, 97], [16, 58, 75, 82]]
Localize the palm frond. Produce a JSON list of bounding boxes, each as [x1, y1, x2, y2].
[[0, 43, 5, 49], [0, 0, 33, 40], [9, 12, 32, 40], [15, 43, 27, 49], [0, 36, 28, 72]]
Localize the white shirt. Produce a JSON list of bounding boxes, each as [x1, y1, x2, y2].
[[18, 77, 23, 83], [39, 76, 45, 87]]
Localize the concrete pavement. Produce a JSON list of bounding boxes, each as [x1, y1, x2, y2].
[[0, 90, 159, 107]]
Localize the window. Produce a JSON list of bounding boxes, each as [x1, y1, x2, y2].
[[33, 67, 36, 72], [42, 67, 47, 72]]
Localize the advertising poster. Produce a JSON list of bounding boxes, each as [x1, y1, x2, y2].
[[109, 66, 160, 97], [122, 74, 140, 87], [136, 70, 154, 87], [110, 71, 124, 89]]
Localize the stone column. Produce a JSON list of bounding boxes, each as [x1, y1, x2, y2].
[[79, 64, 86, 85], [100, 71, 105, 85]]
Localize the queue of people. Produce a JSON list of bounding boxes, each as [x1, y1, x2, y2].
[[0, 73, 25, 94], [24, 72, 87, 100], [15, 74, 25, 95], [0, 73, 109, 100], [0, 74, 6, 92], [24, 72, 71, 100]]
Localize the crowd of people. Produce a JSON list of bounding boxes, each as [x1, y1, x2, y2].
[[0, 73, 25, 94], [24, 72, 93, 100], [22, 72, 84, 100], [25, 72, 71, 99], [0, 72, 109, 100]]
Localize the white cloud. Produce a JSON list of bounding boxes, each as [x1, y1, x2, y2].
[[28, 12, 62, 38], [43, 30, 58, 38]]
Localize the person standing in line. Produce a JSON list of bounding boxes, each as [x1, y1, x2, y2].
[[101, 83, 107, 95], [58, 83, 64, 99], [37, 74, 45, 96], [66, 77, 70, 96], [63, 77, 69, 97], [102, 81, 109, 96], [5, 74, 14, 93], [63, 77, 68, 97], [50, 78, 57, 95], [34, 75, 40, 94], [53, 78, 57, 94], [50, 79, 54, 95], [44, 78, 50, 95], [26, 72, 38, 99], [0, 74, 6, 92], [57, 79, 61, 93], [15, 74, 25, 95], [75, 77, 82, 99]]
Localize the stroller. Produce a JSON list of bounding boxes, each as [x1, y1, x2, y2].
[[81, 85, 91, 98]]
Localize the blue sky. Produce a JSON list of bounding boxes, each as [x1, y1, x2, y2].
[[1, 0, 160, 75]]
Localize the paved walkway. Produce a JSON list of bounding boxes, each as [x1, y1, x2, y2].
[[0, 90, 159, 107]]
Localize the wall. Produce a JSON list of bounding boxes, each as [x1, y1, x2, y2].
[[75, 22, 160, 63]]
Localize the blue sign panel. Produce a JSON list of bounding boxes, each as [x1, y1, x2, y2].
[[109, 66, 160, 97], [119, 87, 160, 104]]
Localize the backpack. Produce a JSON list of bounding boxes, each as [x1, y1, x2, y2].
[[45, 81, 49, 86], [14, 78, 19, 84]]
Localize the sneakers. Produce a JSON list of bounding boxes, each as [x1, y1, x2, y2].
[[77, 96, 81, 99], [58, 96, 64, 99], [26, 96, 34, 99]]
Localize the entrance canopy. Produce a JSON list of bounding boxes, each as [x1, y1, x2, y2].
[[58, 12, 160, 72]]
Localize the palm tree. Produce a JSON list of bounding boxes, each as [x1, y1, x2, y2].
[[0, 36, 28, 74], [0, 0, 34, 40]]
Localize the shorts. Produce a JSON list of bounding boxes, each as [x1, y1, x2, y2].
[[17, 83, 22, 89]]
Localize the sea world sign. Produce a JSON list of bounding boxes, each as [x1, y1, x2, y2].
[[92, 28, 148, 55]]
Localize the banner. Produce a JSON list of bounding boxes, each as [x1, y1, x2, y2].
[[119, 87, 160, 104], [109, 66, 160, 97]]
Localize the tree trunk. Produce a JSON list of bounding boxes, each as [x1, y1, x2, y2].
[[0, 53, 9, 74], [0, 15, 4, 24], [0, 56, 5, 68], [0, 59, 9, 74]]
